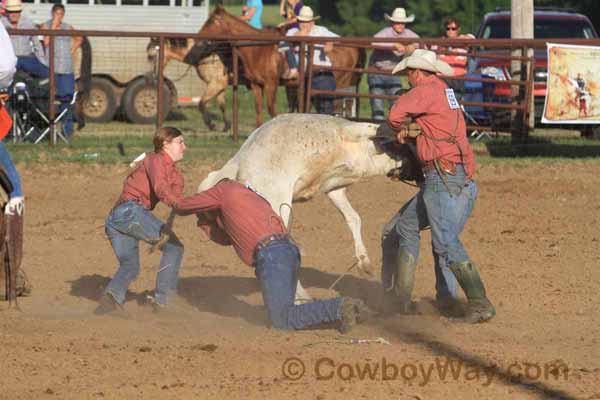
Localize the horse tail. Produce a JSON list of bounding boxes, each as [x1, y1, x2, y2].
[[76, 36, 92, 130]]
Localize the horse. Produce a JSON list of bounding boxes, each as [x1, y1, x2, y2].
[[199, 5, 365, 127], [146, 37, 230, 132]]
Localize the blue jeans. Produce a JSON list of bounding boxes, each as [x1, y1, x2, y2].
[[16, 56, 49, 79], [368, 73, 402, 120], [55, 73, 75, 137], [381, 165, 477, 302], [310, 72, 336, 114], [254, 239, 343, 330], [0, 142, 23, 197], [104, 201, 184, 306]]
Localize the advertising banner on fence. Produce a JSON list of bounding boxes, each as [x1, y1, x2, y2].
[[542, 43, 600, 124]]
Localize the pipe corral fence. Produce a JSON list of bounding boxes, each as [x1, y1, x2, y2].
[[7, 27, 600, 145]]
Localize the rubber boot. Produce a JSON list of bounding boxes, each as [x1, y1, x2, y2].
[[382, 249, 416, 315], [449, 261, 496, 323]]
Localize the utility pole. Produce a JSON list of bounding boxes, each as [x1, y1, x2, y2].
[[511, 0, 534, 142]]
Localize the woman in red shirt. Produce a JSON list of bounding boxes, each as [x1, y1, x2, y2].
[[95, 127, 186, 315]]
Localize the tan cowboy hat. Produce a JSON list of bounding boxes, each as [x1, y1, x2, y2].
[[4, 0, 23, 12], [296, 6, 320, 22], [392, 49, 454, 76], [384, 8, 415, 23]]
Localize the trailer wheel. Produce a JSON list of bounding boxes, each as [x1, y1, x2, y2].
[[83, 77, 118, 123], [122, 79, 171, 125]]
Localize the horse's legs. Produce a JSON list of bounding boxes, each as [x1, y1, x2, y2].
[[265, 81, 278, 118], [250, 83, 263, 127], [217, 90, 230, 132], [198, 100, 217, 131], [285, 85, 298, 113]]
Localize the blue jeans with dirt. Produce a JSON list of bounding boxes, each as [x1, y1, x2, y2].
[[254, 238, 343, 330], [381, 165, 478, 303], [368, 73, 402, 120], [104, 201, 184, 306]]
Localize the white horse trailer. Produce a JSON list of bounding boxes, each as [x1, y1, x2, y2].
[[21, 0, 210, 124]]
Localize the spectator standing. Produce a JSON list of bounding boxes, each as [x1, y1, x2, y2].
[[285, 6, 338, 114], [41, 4, 82, 138], [431, 17, 474, 77], [240, 0, 263, 30], [368, 8, 419, 120], [1, 0, 48, 79]]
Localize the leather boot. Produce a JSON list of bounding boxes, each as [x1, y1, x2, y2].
[[381, 249, 416, 315], [449, 261, 496, 323]]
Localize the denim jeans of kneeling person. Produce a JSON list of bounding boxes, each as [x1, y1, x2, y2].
[[104, 201, 183, 306], [254, 238, 343, 330], [382, 164, 477, 303]]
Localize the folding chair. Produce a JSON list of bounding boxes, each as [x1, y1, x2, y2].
[[9, 82, 50, 143], [33, 91, 76, 145]]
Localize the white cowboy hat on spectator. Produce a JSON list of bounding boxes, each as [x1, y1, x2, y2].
[[392, 49, 455, 76], [384, 8, 415, 23], [4, 0, 23, 12], [297, 6, 320, 22]]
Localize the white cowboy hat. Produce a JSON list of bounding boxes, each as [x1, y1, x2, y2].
[[4, 0, 23, 12], [296, 6, 320, 22], [384, 8, 415, 24], [392, 49, 455, 76]]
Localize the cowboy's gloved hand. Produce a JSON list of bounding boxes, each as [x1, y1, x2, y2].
[[5, 196, 24, 216]]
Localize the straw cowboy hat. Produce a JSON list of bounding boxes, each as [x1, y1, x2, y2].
[[4, 0, 23, 12], [384, 8, 415, 24], [392, 49, 455, 76], [296, 6, 320, 22]]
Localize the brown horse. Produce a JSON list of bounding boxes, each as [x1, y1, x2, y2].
[[147, 38, 230, 131], [200, 5, 365, 127]]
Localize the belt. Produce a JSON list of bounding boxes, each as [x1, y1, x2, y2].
[[253, 233, 290, 260], [422, 159, 460, 175], [111, 197, 143, 212]]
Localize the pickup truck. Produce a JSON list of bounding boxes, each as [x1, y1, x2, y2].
[[473, 7, 598, 122]]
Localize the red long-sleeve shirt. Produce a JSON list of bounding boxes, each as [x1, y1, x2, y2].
[[387, 74, 476, 179], [175, 180, 287, 266], [118, 151, 184, 210]]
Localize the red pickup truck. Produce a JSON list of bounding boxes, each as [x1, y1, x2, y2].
[[473, 8, 598, 121]]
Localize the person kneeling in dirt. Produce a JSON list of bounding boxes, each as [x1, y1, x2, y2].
[[175, 179, 370, 333]]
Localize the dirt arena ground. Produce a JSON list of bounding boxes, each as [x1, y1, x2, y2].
[[0, 160, 598, 400]]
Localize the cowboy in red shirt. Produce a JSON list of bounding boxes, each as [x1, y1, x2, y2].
[[176, 179, 369, 333], [381, 49, 495, 323]]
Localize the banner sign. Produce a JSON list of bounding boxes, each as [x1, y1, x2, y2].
[[542, 43, 600, 124]]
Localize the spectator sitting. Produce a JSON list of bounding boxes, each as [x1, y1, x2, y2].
[[1, 0, 49, 79], [430, 17, 474, 77], [240, 0, 263, 30], [368, 7, 419, 121], [284, 6, 338, 114], [41, 4, 82, 138]]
